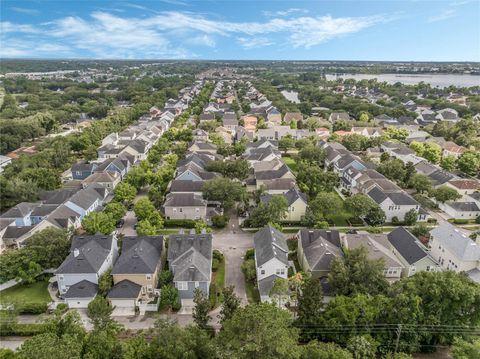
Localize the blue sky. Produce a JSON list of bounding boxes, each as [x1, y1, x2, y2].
[[1, 0, 479, 61]]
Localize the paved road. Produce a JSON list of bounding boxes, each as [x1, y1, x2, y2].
[[212, 214, 254, 305]]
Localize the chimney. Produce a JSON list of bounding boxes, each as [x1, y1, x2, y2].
[[73, 248, 79, 258]]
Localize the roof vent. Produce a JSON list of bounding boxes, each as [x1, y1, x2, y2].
[[73, 248, 79, 257]]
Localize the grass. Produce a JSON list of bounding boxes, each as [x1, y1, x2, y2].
[[282, 156, 298, 175], [210, 257, 226, 308], [245, 280, 260, 304], [0, 280, 51, 307]]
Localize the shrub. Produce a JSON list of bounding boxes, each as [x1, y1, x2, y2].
[[366, 227, 383, 234], [476, 216, 480, 224], [244, 248, 255, 260], [427, 218, 438, 224], [211, 215, 229, 228], [209, 283, 217, 309], [163, 219, 196, 228], [213, 249, 223, 261], [55, 303, 68, 314], [0, 323, 48, 336], [17, 302, 48, 314], [391, 216, 400, 225], [453, 219, 469, 224], [158, 270, 173, 286], [212, 258, 220, 272]]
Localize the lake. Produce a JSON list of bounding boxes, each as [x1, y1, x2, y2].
[[325, 73, 480, 88], [281, 90, 301, 103]]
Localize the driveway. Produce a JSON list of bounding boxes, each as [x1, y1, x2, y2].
[[118, 210, 137, 236], [212, 214, 254, 305]]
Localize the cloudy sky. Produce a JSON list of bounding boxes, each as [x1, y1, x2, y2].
[[1, 0, 479, 61]]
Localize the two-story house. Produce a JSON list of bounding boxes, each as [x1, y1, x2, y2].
[[254, 225, 289, 303], [162, 193, 208, 220], [260, 188, 308, 222], [367, 187, 420, 222], [56, 234, 118, 307], [167, 232, 212, 307]]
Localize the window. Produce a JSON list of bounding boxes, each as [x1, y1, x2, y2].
[[261, 270, 265, 275], [176, 282, 188, 290], [147, 285, 153, 293], [195, 281, 199, 288], [179, 208, 183, 213], [59, 274, 64, 280], [173, 208, 177, 212], [196, 208, 199, 212], [276, 268, 285, 275], [146, 274, 152, 280]]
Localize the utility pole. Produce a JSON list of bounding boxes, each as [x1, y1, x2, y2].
[[395, 324, 402, 353]]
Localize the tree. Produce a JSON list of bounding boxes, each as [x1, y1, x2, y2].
[[104, 202, 126, 222], [344, 194, 377, 218], [431, 186, 461, 203], [457, 152, 480, 176], [17, 333, 83, 359], [218, 286, 241, 325], [409, 141, 424, 156], [296, 276, 324, 341], [81, 212, 115, 235], [136, 219, 159, 236], [298, 144, 325, 164], [87, 296, 120, 333], [410, 223, 431, 238], [159, 284, 180, 312], [98, 268, 113, 297], [241, 257, 257, 282], [309, 193, 343, 222], [365, 206, 386, 226], [347, 335, 378, 359], [249, 195, 288, 227], [440, 155, 457, 172], [192, 288, 211, 330], [269, 278, 289, 308], [422, 142, 442, 164], [408, 173, 432, 193], [342, 134, 370, 152], [279, 134, 296, 153], [329, 247, 388, 296], [404, 209, 418, 226], [297, 163, 339, 197], [301, 341, 353, 359], [215, 303, 300, 359], [202, 177, 246, 210], [451, 337, 480, 359], [114, 181, 137, 204], [385, 127, 408, 141], [134, 197, 157, 221], [377, 159, 406, 184]]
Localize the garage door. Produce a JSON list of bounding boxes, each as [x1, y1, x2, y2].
[[67, 298, 91, 308]]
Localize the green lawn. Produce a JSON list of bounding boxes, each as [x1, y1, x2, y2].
[[282, 156, 298, 175], [210, 257, 226, 308], [0, 280, 51, 306], [215, 259, 226, 290], [245, 280, 260, 304]]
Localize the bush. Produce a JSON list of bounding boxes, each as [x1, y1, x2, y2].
[[366, 227, 383, 234], [391, 216, 400, 225], [213, 249, 223, 261], [209, 283, 217, 309], [158, 270, 173, 286], [212, 258, 220, 272], [55, 303, 68, 314], [17, 302, 48, 314], [427, 218, 438, 224], [163, 219, 196, 228], [211, 215, 229, 228], [244, 248, 255, 260], [0, 323, 48, 336], [453, 219, 469, 224], [476, 216, 480, 224]]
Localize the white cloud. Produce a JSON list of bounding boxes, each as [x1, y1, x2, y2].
[[10, 7, 40, 15], [263, 8, 309, 17], [237, 37, 273, 49], [428, 8, 456, 22], [0, 21, 37, 33], [187, 35, 216, 47]]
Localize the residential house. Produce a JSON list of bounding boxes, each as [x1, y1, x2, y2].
[[168, 180, 205, 196], [266, 106, 282, 124], [242, 115, 258, 132], [64, 187, 104, 220], [0, 202, 37, 227], [386, 227, 439, 277], [367, 187, 420, 222], [110, 236, 164, 310], [284, 112, 302, 124], [56, 234, 118, 303], [436, 108, 459, 122], [192, 128, 209, 142], [254, 225, 289, 303], [329, 112, 350, 123], [439, 201, 480, 220], [255, 164, 295, 187], [188, 142, 217, 155], [342, 233, 404, 282], [296, 229, 342, 279], [215, 126, 233, 145], [260, 188, 307, 222], [429, 222, 480, 279], [71, 162, 97, 180], [82, 171, 120, 190], [63, 280, 99, 309], [167, 232, 212, 306], [223, 113, 238, 131], [163, 193, 208, 220], [443, 143, 467, 158]]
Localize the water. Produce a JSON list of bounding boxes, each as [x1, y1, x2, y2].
[[325, 73, 480, 88], [281, 90, 301, 103]]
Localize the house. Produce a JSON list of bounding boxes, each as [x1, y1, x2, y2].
[[63, 280, 99, 309], [245, 147, 282, 165], [168, 180, 205, 196], [436, 108, 459, 122], [199, 113, 215, 122], [215, 126, 233, 145], [192, 129, 209, 142], [162, 193, 208, 220], [342, 233, 404, 282], [429, 222, 480, 277], [254, 225, 289, 303], [0, 202, 37, 227], [64, 187, 104, 220], [242, 115, 258, 132], [266, 107, 282, 124], [351, 127, 384, 138], [260, 188, 307, 222], [297, 229, 342, 279], [442, 143, 466, 158], [0, 155, 12, 173], [107, 280, 142, 312], [188, 142, 217, 155], [121, 139, 150, 162], [167, 232, 212, 306], [386, 227, 439, 277], [284, 112, 302, 124], [255, 165, 295, 187], [82, 171, 120, 190], [329, 112, 350, 123], [93, 156, 132, 179], [223, 113, 238, 131], [367, 187, 420, 222], [110, 236, 164, 310], [439, 201, 480, 220], [56, 234, 118, 300], [71, 162, 97, 180]]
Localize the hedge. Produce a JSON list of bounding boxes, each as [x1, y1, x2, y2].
[[453, 219, 469, 224], [0, 323, 49, 336], [163, 219, 197, 228], [17, 302, 49, 314]]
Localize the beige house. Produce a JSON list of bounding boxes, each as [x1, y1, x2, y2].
[[163, 193, 208, 220]]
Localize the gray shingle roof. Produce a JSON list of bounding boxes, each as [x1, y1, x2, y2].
[[258, 274, 283, 297], [254, 225, 289, 267], [387, 227, 427, 265], [446, 201, 480, 212], [368, 187, 388, 204], [64, 280, 98, 299], [430, 222, 480, 261], [56, 234, 114, 274], [67, 187, 102, 211], [40, 189, 78, 205], [167, 233, 212, 282], [107, 279, 142, 299], [164, 193, 206, 207], [169, 180, 205, 193], [298, 229, 342, 272], [112, 236, 163, 274], [1, 202, 37, 219]]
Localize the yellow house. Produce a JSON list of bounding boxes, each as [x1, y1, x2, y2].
[[260, 187, 308, 222]]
